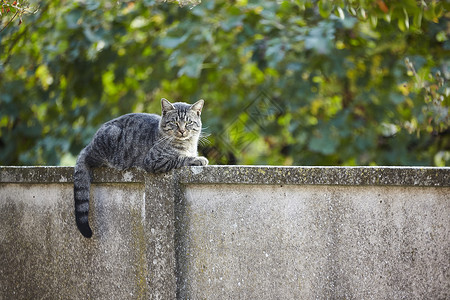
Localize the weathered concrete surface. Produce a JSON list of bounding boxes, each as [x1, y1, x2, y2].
[[0, 167, 175, 300], [179, 165, 450, 186], [176, 184, 450, 299], [0, 182, 148, 299], [0, 166, 449, 300], [175, 166, 449, 299], [145, 173, 177, 300]]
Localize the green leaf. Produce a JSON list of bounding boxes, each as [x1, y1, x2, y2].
[[65, 9, 82, 29], [318, 0, 333, 18], [369, 15, 378, 28], [220, 15, 244, 31], [159, 32, 190, 49], [336, 7, 345, 20], [413, 11, 422, 29], [308, 128, 339, 155], [403, 8, 409, 30], [177, 53, 205, 78]]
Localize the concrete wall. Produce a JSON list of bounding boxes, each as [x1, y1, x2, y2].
[[0, 166, 449, 299]]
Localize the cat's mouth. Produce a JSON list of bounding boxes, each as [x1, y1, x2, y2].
[[175, 133, 190, 140]]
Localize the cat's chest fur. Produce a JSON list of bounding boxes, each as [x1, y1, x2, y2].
[[170, 136, 199, 157]]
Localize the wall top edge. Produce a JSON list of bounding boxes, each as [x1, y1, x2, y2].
[[0, 166, 448, 186]]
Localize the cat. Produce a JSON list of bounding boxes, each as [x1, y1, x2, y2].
[[74, 98, 208, 238]]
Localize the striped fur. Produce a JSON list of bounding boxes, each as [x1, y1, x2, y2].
[[74, 99, 208, 238]]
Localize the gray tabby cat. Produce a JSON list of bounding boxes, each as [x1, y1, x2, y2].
[[74, 98, 208, 238]]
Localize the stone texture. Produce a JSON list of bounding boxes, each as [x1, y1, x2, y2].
[[0, 166, 448, 300], [178, 165, 450, 186], [176, 184, 450, 299], [0, 182, 148, 299], [0, 168, 174, 300], [145, 172, 177, 300]]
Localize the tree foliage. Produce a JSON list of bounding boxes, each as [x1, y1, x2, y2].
[[0, 0, 449, 166]]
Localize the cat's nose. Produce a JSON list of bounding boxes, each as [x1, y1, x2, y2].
[[177, 122, 187, 135], [178, 125, 186, 136]]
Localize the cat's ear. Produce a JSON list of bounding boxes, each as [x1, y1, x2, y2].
[[161, 98, 175, 115], [190, 99, 204, 116]]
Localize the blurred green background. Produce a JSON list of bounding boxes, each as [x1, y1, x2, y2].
[[0, 0, 449, 166]]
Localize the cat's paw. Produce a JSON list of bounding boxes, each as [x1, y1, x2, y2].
[[189, 156, 209, 166]]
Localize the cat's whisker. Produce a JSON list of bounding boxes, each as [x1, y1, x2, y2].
[[198, 136, 211, 146], [200, 127, 211, 137], [150, 135, 174, 151]]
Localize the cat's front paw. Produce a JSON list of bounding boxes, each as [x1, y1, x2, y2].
[[189, 156, 209, 166]]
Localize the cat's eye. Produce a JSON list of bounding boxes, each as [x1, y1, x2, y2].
[[187, 121, 194, 125]]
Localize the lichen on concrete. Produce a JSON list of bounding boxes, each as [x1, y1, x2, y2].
[[178, 165, 450, 186], [1, 166, 448, 186]]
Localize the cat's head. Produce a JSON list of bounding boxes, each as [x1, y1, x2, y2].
[[160, 98, 204, 140]]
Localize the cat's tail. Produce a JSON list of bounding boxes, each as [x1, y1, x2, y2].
[[74, 148, 93, 238]]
